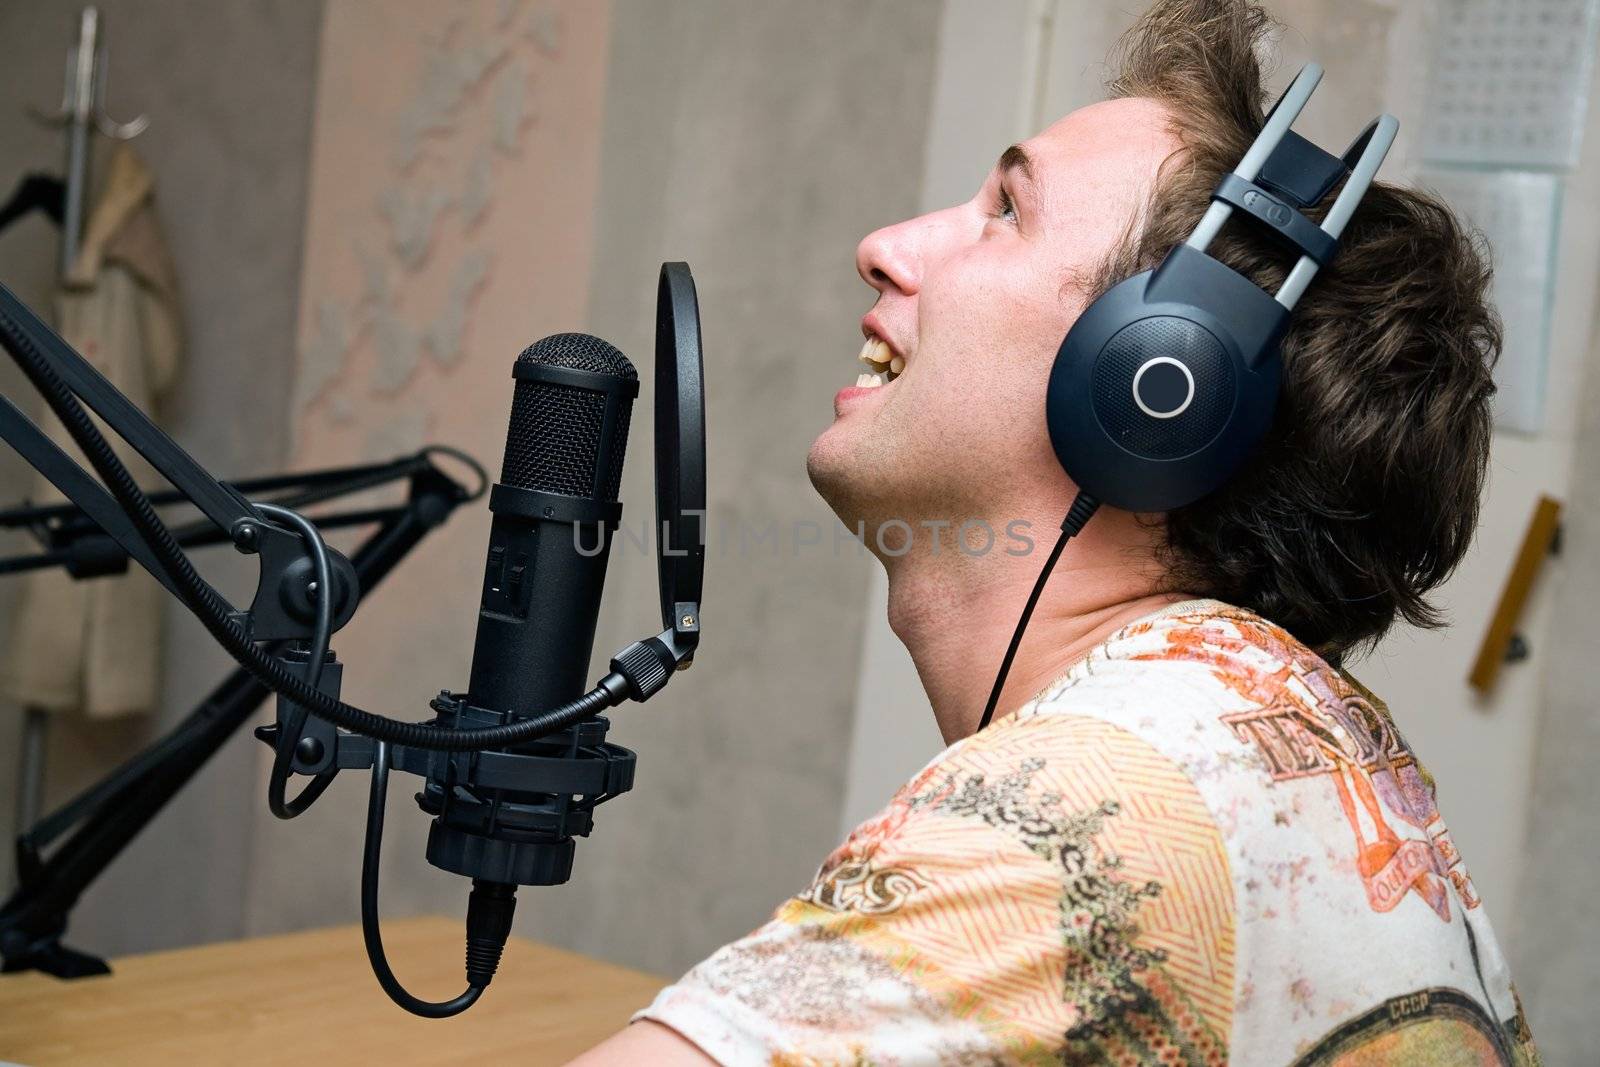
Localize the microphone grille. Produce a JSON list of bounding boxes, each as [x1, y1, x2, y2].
[[516, 332, 638, 379], [501, 334, 636, 500]]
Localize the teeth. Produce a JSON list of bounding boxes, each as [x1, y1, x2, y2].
[[853, 335, 903, 387], [858, 337, 893, 371]]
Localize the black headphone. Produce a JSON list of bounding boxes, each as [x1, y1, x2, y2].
[[1046, 64, 1398, 513], [979, 65, 1398, 731]]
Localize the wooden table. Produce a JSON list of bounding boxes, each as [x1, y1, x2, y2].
[[0, 917, 667, 1065]]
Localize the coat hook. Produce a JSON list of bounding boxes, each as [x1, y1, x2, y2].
[[24, 6, 148, 277], [91, 20, 147, 141], [24, 8, 147, 140]]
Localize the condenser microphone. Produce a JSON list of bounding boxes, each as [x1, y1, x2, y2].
[[466, 334, 638, 715], [370, 266, 699, 1017], [362, 271, 700, 1019], [419, 333, 639, 887]]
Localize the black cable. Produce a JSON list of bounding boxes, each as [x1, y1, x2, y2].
[[0, 305, 632, 751], [419, 444, 489, 503], [361, 740, 481, 1018], [255, 502, 338, 818], [977, 492, 1099, 732]]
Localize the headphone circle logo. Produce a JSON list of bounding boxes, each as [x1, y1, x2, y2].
[[1131, 356, 1196, 419]]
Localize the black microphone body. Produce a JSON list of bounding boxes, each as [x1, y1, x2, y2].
[[419, 333, 639, 888], [466, 336, 638, 714], [465, 509, 611, 715]]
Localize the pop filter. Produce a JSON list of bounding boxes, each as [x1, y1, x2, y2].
[[654, 262, 705, 660]]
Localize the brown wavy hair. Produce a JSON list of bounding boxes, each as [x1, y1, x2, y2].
[[1093, 0, 1501, 656]]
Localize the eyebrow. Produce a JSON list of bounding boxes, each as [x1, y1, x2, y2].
[[998, 143, 1034, 182]]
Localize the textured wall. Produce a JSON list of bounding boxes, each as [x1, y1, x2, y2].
[[0, 2, 324, 956], [245, 0, 616, 937]]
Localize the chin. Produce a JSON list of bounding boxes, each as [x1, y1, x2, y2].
[[805, 429, 851, 507], [806, 427, 878, 531]]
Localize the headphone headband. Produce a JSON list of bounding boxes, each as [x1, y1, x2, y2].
[[1186, 63, 1327, 252], [1275, 114, 1397, 308], [1186, 64, 1399, 310]]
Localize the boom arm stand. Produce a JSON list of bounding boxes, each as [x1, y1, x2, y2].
[[0, 279, 488, 977], [0, 276, 702, 1004], [0, 461, 472, 977]]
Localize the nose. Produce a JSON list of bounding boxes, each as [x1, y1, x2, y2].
[[856, 217, 921, 299], [856, 205, 972, 303], [858, 200, 973, 299]]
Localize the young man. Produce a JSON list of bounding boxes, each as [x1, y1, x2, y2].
[[577, 1, 1537, 1062]]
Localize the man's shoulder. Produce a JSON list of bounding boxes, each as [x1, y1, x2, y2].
[[1029, 599, 1340, 716], [1009, 600, 1336, 792]]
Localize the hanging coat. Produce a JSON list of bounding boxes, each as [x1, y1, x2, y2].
[[0, 145, 183, 718]]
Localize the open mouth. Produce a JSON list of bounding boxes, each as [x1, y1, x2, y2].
[[852, 335, 904, 389]]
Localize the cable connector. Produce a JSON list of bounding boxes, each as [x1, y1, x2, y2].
[[610, 637, 673, 701], [1061, 492, 1100, 536], [977, 490, 1101, 733], [464, 879, 517, 990]]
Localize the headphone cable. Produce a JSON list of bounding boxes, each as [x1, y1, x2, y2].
[[977, 492, 1099, 732]]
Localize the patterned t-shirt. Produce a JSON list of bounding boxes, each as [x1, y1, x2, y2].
[[637, 600, 1539, 1065]]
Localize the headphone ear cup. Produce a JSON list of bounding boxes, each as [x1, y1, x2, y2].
[[1046, 269, 1279, 513], [1090, 316, 1236, 461]]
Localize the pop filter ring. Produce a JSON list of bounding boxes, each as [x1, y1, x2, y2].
[[654, 262, 705, 654]]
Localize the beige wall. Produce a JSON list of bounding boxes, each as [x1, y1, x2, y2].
[[1516, 290, 1600, 1067], [245, 0, 616, 937], [575, 0, 940, 976]]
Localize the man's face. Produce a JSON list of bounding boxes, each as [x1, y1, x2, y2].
[[807, 98, 1181, 542]]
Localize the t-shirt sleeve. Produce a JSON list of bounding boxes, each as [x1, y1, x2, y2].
[[634, 713, 1237, 1065]]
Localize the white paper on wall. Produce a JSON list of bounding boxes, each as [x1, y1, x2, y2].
[[1422, 167, 1563, 434], [1422, 0, 1600, 168]]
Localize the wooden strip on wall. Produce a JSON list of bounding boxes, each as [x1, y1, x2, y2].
[[1468, 494, 1563, 693]]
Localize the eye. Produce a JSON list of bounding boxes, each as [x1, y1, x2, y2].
[[990, 185, 1018, 226]]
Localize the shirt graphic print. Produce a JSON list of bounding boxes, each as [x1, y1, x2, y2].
[[638, 601, 1539, 1065]]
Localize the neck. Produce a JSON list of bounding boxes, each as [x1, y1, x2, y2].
[[882, 506, 1186, 744]]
